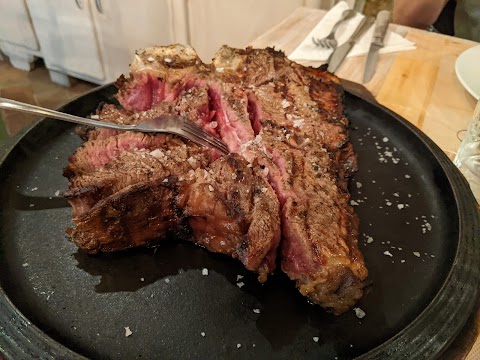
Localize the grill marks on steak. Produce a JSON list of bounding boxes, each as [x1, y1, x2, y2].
[[66, 44, 367, 313], [69, 154, 280, 280]]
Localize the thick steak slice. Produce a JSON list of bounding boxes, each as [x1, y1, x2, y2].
[[69, 154, 280, 281], [65, 140, 211, 219], [210, 46, 367, 314]]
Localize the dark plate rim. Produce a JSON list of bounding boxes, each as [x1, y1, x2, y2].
[[0, 84, 479, 360]]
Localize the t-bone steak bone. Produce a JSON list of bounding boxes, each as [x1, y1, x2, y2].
[[66, 44, 367, 314]]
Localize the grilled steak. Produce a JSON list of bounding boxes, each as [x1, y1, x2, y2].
[[65, 44, 367, 313]]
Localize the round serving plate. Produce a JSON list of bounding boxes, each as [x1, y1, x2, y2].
[[0, 84, 479, 360]]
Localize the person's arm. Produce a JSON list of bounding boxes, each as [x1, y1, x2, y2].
[[393, 0, 449, 29]]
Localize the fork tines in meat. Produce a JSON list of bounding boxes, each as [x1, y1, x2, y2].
[[65, 44, 367, 314]]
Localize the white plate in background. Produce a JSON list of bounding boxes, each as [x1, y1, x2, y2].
[[455, 45, 480, 100]]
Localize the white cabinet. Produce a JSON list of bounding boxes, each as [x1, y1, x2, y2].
[[25, 0, 185, 84], [0, 0, 40, 71], [27, 0, 105, 83], [90, 0, 184, 81]]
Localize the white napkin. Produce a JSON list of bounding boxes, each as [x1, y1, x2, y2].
[[288, 1, 416, 63]]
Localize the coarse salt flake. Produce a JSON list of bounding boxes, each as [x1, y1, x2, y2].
[[22, 263, 29, 267], [382, 137, 389, 142], [210, 121, 218, 128], [247, 163, 252, 168], [350, 200, 359, 206], [202, 268, 209, 276], [393, 192, 399, 197], [405, 174, 411, 178], [237, 275, 244, 281], [237, 282, 245, 288], [237, 344, 242, 349], [356, 182, 362, 188], [216, 67, 224, 73], [354, 307, 366, 319], [164, 57, 172, 63], [413, 252, 421, 257], [208, 185, 214, 192], [313, 337, 319, 343], [164, 278, 170, 283], [162, 178, 169, 183], [150, 149, 164, 158], [281, 99, 291, 108], [293, 119, 305, 128], [397, 204, 405, 209], [125, 327, 133, 337], [253, 309, 260, 314], [55, 190, 61, 197], [366, 236, 373, 244], [384, 250, 393, 257], [147, 56, 155, 62], [261, 187, 268, 193], [201, 332, 206, 337], [140, 277, 145, 282]]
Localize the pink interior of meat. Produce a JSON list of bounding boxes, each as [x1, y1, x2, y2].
[[207, 84, 244, 152], [247, 93, 262, 136], [119, 74, 179, 111]]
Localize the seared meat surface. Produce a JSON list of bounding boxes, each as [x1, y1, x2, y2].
[[65, 44, 367, 313]]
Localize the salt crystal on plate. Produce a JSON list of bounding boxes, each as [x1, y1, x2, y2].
[[398, 204, 405, 209], [383, 251, 393, 257], [140, 278, 145, 282], [208, 185, 214, 192], [281, 99, 291, 108], [350, 200, 359, 206], [413, 252, 421, 257], [216, 67, 224, 73], [147, 56, 155, 62], [237, 275, 244, 281], [237, 344, 242, 348], [354, 307, 366, 319], [382, 137, 389, 142], [202, 268, 209, 276], [22, 263, 28, 267], [237, 282, 245, 288], [201, 332, 206, 337], [125, 327, 133, 337], [164, 278, 170, 283], [55, 190, 61, 196], [366, 236, 373, 244], [164, 57, 172, 63], [253, 309, 260, 314], [356, 182, 362, 188], [313, 337, 319, 343]]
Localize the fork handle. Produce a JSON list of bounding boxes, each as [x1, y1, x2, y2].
[[330, 9, 354, 36], [0, 97, 134, 131]]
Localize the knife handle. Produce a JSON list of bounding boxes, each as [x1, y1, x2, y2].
[[373, 10, 390, 43]]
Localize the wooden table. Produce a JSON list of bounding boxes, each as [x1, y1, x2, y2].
[[251, 7, 480, 360]]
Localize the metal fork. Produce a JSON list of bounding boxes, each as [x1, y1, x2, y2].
[[0, 98, 229, 154], [312, 9, 356, 49]]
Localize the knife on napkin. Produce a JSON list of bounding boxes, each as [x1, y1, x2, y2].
[[327, 16, 375, 73], [363, 10, 391, 83]]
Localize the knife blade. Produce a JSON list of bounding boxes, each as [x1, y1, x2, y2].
[[327, 16, 375, 73], [363, 10, 390, 83]]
